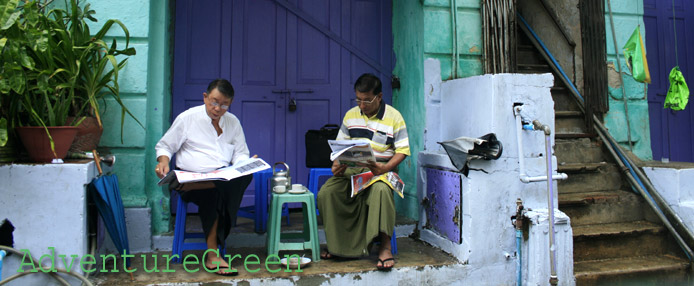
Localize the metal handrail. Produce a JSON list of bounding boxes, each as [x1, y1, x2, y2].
[[518, 13, 694, 261]]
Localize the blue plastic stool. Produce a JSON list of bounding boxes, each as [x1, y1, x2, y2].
[[307, 168, 333, 215], [171, 194, 225, 263], [236, 169, 290, 232]]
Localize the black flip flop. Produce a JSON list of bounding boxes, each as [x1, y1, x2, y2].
[[376, 258, 395, 271], [206, 264, 239, 276]]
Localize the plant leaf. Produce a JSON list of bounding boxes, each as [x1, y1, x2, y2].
[[0, 117, 7, 147], [0, 0, 19, 31]]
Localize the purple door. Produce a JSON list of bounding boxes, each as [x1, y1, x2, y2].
[[645, 0, 694, 162], [173, 0, 393, 204]]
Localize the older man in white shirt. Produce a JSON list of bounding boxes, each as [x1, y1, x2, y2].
[[154, 79, 251, 276]]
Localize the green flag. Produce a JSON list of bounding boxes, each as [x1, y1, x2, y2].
[[623, 26, 651, 84]]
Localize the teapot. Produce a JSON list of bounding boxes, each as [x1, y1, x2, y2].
[[271, 162, 291, 190]]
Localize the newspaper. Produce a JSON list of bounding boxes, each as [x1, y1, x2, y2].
[[350, 171, 405, 199], [328, 140, 376, 164], [157, 157, 270, 186]]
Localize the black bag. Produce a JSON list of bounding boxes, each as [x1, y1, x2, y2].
[[305, 124, 340, 168]]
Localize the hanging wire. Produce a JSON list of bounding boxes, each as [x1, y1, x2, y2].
[[673, 0, 679, 68]]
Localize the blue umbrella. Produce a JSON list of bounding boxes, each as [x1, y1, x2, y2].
[[88, 151, 131, 268]]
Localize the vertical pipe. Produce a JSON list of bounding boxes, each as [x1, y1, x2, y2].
[[0, 250, 5, 280], [514, 106, 526, 177], [516, 229, 523, 286], [450, 0, 458, 78], [545, 133, 558, 285]]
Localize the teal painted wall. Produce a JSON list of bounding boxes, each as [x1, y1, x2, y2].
[[392, 1, 424, 220], [604, 0, 652, 160], [85, 0, 151, 210], [423, 0, 483, 80], [78, 0, 172, 234]]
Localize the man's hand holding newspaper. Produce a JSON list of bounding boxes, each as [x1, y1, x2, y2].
[[328, 140, 376, 165], [157, 157, 271, 186]]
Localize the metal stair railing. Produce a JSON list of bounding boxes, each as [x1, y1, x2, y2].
[[518, 12, 694, 261]]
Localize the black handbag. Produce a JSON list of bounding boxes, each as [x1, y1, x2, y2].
[[305, 124, 339, 168]]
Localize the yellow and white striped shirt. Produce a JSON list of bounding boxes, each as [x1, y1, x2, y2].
[[337, 103, 410, 161]]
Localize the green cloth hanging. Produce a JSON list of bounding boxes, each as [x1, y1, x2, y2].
[[664, 67, 689, 111], [623, 26, 651, 84]]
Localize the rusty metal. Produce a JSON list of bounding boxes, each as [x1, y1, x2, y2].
[[580, 0, 608, 133], [425, 168, 462, 244], [483, 0, 516, 74]]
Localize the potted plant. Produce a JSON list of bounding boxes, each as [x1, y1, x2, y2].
[[0, 0, 142, 162]]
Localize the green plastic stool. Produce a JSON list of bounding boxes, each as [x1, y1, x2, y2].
[[266, 191, 321, 262]]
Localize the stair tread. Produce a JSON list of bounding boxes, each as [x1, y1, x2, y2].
[[573, 221, 663, 237], [555, 110, 583, 117], [559, 190, 634, 205], [557, 162, 608, 172], [556, 133, 597, 139], [574, 255, 689, 277]]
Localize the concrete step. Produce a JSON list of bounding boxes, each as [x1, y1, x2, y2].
[[557, 162, 608, 173], [574, 255, 691, 286], [557, 164, 626, 193], [555, 138, 606, 164], [552, 87, 582, 112], [555, 110, 583, 118], [559, 191, 649, 225], [556, 116, 588, 134], [517, 48, 546, 66], [517, 63, 552, 73], [573, 221, 681, 261]]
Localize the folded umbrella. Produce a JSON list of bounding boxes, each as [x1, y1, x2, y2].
[[88, 151, 131, 269]]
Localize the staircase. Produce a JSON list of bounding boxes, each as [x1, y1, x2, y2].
[[517, 31, 692, 285]]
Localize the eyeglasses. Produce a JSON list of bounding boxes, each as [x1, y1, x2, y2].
[[354, 96, 378, 105], [209, 101, 229, 110]]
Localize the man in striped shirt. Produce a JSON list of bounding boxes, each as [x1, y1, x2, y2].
[[317, 73, 409, 271]]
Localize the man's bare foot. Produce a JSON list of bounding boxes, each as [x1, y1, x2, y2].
[[205, 254, 238, 276], [320, 249, 333, 259]]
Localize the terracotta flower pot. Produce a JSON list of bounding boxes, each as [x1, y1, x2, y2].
[[16, 126, 79, 163], [67, 116, 104, 152]]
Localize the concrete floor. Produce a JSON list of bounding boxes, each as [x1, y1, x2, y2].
[[89, 237, 458, 285], [90, 209, 459, 285]]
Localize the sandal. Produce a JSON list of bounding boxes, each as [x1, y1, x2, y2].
[[376, 258, 395, 271], [205, 263, 239, 276]]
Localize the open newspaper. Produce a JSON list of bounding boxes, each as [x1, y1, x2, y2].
[[328, 140, 376, 164], [350, 171, 405, 199], [157, 157, 270, 186]]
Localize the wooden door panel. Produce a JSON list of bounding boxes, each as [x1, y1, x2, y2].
[[646, 0, 694, 162]]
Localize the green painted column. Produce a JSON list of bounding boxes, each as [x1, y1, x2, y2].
[[144, 0, 172, 234], [392, 0, 425, 220]]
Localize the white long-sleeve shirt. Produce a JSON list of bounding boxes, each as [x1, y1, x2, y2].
[[155, 105, 250, 173]]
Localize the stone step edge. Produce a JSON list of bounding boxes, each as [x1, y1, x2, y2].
[[558, 190, 636, 206], [574, 255, 689, 278], [572, 220, 664, 238]]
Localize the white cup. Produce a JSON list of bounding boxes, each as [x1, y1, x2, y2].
[[292, 184, 303, 192], [273, 185, 286, 194]]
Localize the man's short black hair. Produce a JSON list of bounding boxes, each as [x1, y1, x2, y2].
[[207, 79, 235, 99], [354, 73, 382, 95]]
